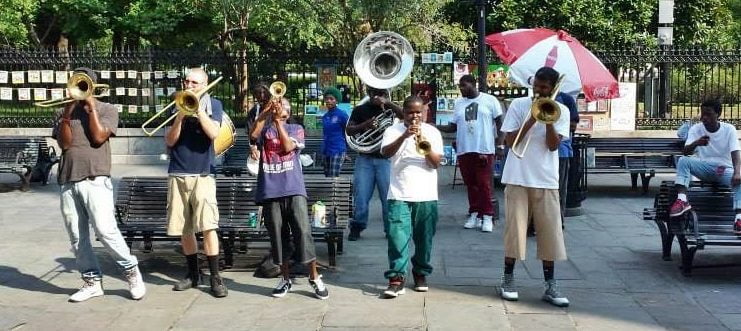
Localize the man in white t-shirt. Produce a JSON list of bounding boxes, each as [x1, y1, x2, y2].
[[438, 74, 504, 232], [499, 67, 570, 307], [669, 100, 741, 234], [379, 95, 444, 298]]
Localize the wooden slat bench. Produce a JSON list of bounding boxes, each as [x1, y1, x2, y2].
[[644, 180, 739, 275], [0, 136, 58, 190], [115, 175, 353, 267], [587, 138, 683, 193]]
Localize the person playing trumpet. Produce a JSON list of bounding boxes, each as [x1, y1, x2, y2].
[[165, 68, 228, 298], [250, 94, 329, 299], [52, 67, 146, 302], [379, 95, 443, 298]]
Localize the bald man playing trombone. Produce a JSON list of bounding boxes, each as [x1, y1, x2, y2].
[[165, 68, 228, 298]]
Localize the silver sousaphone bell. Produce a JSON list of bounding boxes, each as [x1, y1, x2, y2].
[[347, 31, 415, 154]]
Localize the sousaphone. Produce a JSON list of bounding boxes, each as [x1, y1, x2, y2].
[[346, 31, 415, 154]]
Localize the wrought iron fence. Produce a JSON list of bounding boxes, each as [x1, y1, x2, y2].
[[1, 46, 739, 130], [0, 47, 467, 129], [595, 47, 741, 129]]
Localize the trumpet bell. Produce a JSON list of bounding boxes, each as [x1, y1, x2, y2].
[[269, 81, 286, 99], [353, 31, 415, 90]]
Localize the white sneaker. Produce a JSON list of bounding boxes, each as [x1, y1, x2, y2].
[[463, 213, 480, 229], [499, 274, 518, 301], [69, 278, 103, 302], [124, 266, 146, 300], [481, 216, 494, 232], [542, 280, 570, 307]]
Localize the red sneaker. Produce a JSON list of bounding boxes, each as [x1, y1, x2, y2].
[[734, 219, 741, 235], [669, 199, 692, 217]]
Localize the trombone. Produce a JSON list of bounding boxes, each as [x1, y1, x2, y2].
[[510, 74, 565, 158], [34, 72, 109, 107], [141, 76, 223, 136]]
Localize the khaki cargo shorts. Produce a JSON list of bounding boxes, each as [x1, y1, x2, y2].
[[503, 184, 567, 261], [167, 175, 219, 236]]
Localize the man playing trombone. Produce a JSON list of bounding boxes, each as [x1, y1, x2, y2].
[[499, 67, 571, 307], [165, 68, 228, 298], [52, 67, 146, 302]]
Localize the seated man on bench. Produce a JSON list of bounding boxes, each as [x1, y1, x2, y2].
[[670, 100, 741, 234]]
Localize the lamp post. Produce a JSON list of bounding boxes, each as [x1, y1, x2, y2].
[[476, 0, 487, 92], [658, 0, 674, 119]]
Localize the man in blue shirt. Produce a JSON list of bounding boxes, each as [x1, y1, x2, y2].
[[555, 92, 579, 225], [165, 68, 227, 298]]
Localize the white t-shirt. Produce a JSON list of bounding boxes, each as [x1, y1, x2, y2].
[[685, 122, 740, 168], [453, 92, 503, 155], [381, 122, 444, 202], [501, 97, 570, 189]]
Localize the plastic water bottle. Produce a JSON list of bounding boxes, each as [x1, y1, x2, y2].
[[312, 201, 327, 228]]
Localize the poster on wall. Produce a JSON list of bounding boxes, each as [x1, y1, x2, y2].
[[317, 65, 337, 90], [0, 71, 8, 84], [56, 71, 68, 84], [0, 88, 12, 100], [610, 82, 637, 131], [412, 83, 436, 123], [12, 71, 24, 84], [17, 88, 30, 100], [41, 70, 54, 83], [27, 71, 41, 83], [453, 61, 469, 86]]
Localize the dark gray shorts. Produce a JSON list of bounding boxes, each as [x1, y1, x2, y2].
[[262, 195, 317, 265]]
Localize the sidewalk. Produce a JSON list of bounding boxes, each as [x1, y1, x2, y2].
[[0, 166, 740, 330]]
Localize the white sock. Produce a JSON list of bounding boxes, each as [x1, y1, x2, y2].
[[677, 193, 688, 202]]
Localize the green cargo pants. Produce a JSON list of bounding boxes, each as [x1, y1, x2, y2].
[[384, 199, 438, 279]]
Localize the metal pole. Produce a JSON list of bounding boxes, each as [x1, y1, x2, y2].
[[477, 0, 487, 92]]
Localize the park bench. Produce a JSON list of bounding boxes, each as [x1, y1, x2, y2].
[[216, 138, 357, 176], [216, 138, 250, 177], [0, 136, 58, 190], [301, 138, 356, 175], [587, 137, 683, 193], [115, 175, 353, 267], [644, 180, 739, 275]]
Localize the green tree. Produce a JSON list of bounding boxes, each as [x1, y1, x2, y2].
[[0, 0, 38, 46]]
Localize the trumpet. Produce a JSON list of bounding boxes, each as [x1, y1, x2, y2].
[[510, 74, 565, 158], [414, 118, 431, 155], [34, 73, 109, 107], [141, 76, 223, 136]]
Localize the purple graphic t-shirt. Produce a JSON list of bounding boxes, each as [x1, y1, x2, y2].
[[256, 122, 307, 202]]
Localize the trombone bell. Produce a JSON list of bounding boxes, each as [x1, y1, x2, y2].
[[141, 76, 223, 136], [510, 74, 565, 158], [34, 72, 109, 108]]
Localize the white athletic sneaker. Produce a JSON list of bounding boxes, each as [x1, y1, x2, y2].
[[463, 213, 480, 229], [542, 280, 570, 307], [481, 215, 494, 232], [499, 274, 518, 301], [124, 266, 146, 300], [69, 278, 103, 302]]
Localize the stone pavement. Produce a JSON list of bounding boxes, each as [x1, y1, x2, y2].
[[1, 165, 741, 331]]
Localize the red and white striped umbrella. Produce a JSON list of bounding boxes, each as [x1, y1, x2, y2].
[[485, 28, 619, 101]]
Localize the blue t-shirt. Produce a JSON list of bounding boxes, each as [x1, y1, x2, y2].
[[256, 122, 307, 202], [321, 107, 349, 156], [555, 92, 579, 158], [168, 98, 224, 174]]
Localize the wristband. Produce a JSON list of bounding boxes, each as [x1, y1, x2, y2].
[[496, 145, 506, 150]]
